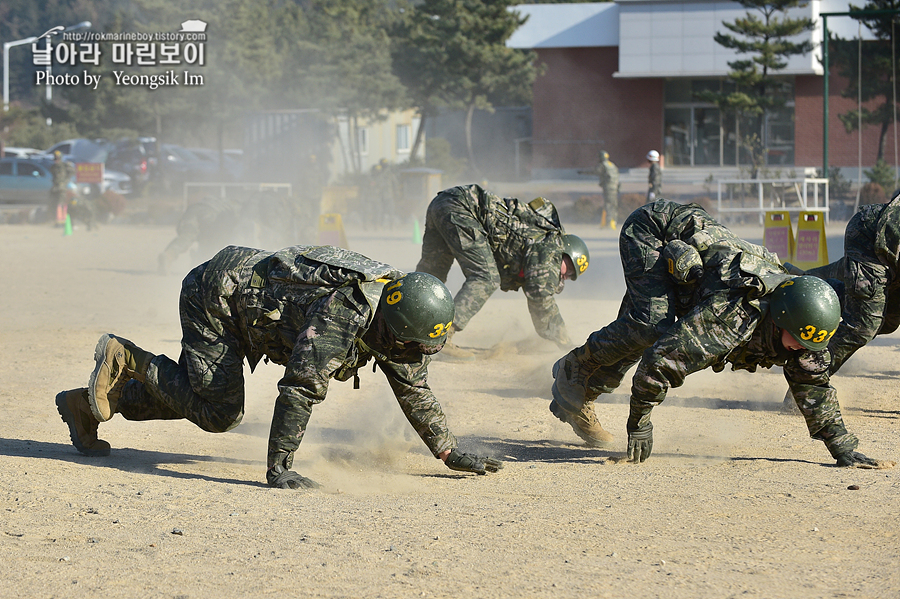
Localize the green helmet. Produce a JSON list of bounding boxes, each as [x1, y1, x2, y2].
[[562, 234, 590, 280], [769, 275, 841, 351], [379, 272, 455, 347]]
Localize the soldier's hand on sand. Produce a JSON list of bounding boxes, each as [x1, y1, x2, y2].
[[445, 449, 503, 475], [627, 423, 653, 463], [267, 465, 321, 489], [835, 451, 896, 469]]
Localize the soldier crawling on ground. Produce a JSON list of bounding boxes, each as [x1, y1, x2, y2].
[[57, 245, 503, 488], [781, 191, 900, 410], [549, 198, 894, 470], [416, 183, 590, 357]]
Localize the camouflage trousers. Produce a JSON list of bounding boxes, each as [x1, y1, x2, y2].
[[415, 192, 500, 331], [573, 204, 685, 400], [117, 261, 247, 433], [603, 186, 619, 224]]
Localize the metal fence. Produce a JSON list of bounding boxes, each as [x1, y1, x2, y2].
[[716, 177, 829, 224]]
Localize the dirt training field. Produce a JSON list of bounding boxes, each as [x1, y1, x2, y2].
[[0, 219, 897, 599]]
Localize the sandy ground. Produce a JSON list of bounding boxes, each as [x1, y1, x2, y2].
[[0, 215, 898, 599]]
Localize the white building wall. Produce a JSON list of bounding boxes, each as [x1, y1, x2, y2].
[[617, 0, 823, 77]]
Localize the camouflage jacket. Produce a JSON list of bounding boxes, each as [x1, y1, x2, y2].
[[819, 195, 900, 372], [448, 184, 568, 342], [599, 159, 619, 194], [629, 288, 857, 458], [637, 200, 790, 301], [50, 159, 74, 192], [203, 245, 457, 461]]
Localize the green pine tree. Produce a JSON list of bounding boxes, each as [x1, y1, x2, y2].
[[699, 0, 814, 176], [391, 0, 538, 176]]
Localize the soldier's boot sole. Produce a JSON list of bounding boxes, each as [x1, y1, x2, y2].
[[549, 400, 614, 447], [56, 389, 110, 457], [88, 334, 129, 422]]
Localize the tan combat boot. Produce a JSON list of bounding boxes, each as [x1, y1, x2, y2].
[[551, 350, 592, 411], [549, 400, 614, 446], [550, 350, 614, 446], [88, 333, 153, 422], [56, 388, 111, 456]]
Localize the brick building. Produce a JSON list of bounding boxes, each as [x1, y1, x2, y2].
[[508, 1, 896, 178]]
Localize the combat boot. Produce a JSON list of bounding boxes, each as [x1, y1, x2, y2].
[[551, 350, 596, 413], [56, 388, 110, 456], [88, 333, 154, 422], [549, 399, 614, 446], [550, 348, 613, 446]]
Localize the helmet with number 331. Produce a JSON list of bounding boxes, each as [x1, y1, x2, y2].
[[379, 272, 455, 349], [769, 275, 841, 351]]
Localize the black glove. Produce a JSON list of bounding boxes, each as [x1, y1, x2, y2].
[[835, 451, 896, 469], [445, 449, 503, 475], [266, 464, 321, 489], [627, 422, 653, 463]]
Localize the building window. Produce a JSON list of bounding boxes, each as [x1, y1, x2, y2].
[[358, 127, 368, 155], [397, 124, 411, 153], [664, 79, 795, 167]]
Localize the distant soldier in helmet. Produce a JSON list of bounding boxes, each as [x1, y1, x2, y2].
[[646, 150, 662, 202], [416, 184, 589, 353], [49, 150, 75, 223], [56, 245, 502, 488], [580, 150, 620, 229], [551, 199, 892, 469]]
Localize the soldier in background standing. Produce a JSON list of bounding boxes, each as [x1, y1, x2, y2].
[[580, 151, 620, 230], [49, 151, 75, 224], [646, 150, 662, 202], [369, 159, 399, 229]]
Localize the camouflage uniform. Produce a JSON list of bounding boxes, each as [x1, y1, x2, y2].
[[806, 194, 900, 373], [576, 200, 788, 399], [598, 156, 620, 225], [49, 157, 74, 214], [119, 245, 458, 473], [566, 200, 860, 460], [416, 184, 570, 345], [648, 162, 662, 201], [629, 288, 859, 460]]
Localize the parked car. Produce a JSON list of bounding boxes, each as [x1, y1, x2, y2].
[[187, 147, 244, 180], [40, 140, 132, 196], [106, 137, 157, 195], [43, 138, 110, 163], [156, 144, 220, 193], [81, 166, 131, 197], [0, 157, 73, 205], [2, 147, 42, 159], [0, 154, 131, 204]]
